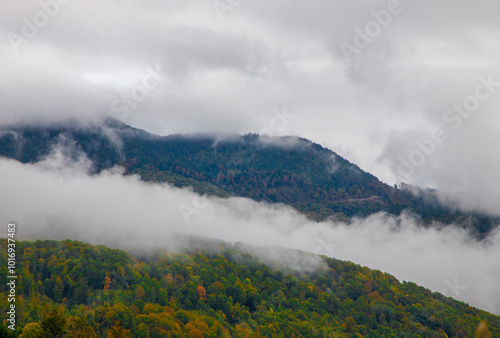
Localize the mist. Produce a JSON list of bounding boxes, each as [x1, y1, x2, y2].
[[1, 156, 499, 315], [2, 0, 500, 194]]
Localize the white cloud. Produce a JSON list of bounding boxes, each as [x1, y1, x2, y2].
[[1, 0, 500, 316], [1, 1, 498, 191], [1, 157, 499, 314]]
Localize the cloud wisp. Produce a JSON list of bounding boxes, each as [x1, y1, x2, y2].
[[1, 0, 499, 193], [1, 0, 500, 317], [1, 156, 499, 315]]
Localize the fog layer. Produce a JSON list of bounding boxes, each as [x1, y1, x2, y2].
[[1, 156, 499, 314]]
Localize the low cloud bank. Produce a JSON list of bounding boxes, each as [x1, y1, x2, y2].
[[1, 157, 499, 315]]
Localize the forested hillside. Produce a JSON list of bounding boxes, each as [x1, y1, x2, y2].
[[1, 239, 498, 337], [0, 119, 497, 234]]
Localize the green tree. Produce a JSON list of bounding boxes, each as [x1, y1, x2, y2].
[[135, 285, 145, 301], [64, 316, 98, 338], [40, 308, 66, 337], [54, 276, 64, 303]]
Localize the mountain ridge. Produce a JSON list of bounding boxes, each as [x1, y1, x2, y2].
[[0, 118, 497, 234], [1, 238, 498, 337]]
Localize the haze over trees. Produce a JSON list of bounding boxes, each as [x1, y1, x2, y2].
[[0, 119, 497, 235], [1, 239, 498, 337], [1, 120, 499, 336]]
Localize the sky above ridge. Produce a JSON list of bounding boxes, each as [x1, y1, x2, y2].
[[1, 0, 499, 211], [2, 0, 500, 315]]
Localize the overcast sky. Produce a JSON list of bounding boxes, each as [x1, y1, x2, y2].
[[2, 0, 500, 203], [2, 1, 500, 315]]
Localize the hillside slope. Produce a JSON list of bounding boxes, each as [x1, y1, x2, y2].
[[1, 238, 498, 337], [0, 118, 497, 233]]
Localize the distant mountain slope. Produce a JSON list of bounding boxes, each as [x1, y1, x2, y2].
[[1, 238, 499, 337], [0, 118, 497, 233]]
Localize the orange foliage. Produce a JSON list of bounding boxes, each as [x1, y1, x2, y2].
[[197, 286, 207, 301], [104, 276, 111, 290]]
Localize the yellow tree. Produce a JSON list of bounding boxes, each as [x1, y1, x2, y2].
[[107, 321, 132, 338], [188, 328, 204, 338], [19, 322, 43, 338], [104, 276, 111, 291]]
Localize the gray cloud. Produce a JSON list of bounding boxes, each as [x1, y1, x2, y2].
[[1, 157, 500, 314], [1, 0, 500, 315], [1, 1, 498, 189]]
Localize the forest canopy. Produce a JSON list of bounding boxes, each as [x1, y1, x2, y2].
[[1, 238, 498, 337]]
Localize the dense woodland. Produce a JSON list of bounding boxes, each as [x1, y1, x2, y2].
[[1, 239, 498, 337], [0, 120, 498, 336], [0, 119, 497, 235]]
